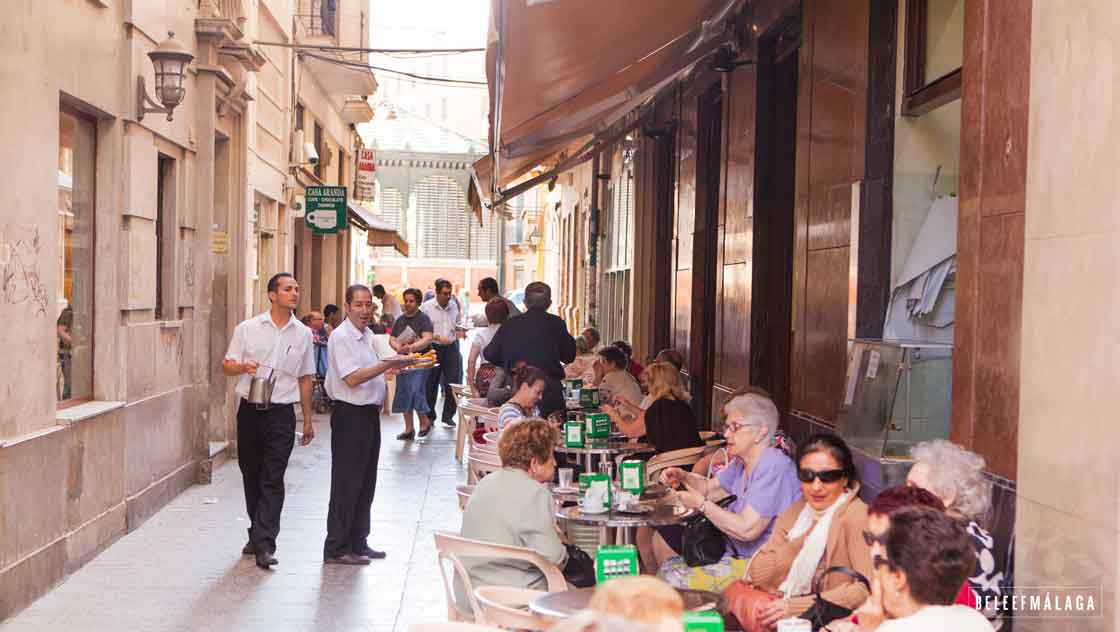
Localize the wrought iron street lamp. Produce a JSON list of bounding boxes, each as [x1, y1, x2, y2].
[[137, 31, 194, 122]]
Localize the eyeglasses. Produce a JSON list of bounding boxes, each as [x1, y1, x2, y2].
[[862, 529, 888, 547], [797, 468, 846, 484], [872, 554, 896, 570], [724, 418, 758, 434]]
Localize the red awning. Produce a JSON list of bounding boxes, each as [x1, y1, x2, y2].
[[471, 0, 740, 209]]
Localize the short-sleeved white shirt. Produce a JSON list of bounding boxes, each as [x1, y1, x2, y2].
[[422, 296, 461, 341], [225, 311, 316, 404], [325, 318, 385, 406]]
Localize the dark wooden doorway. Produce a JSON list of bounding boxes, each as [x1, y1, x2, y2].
[[750, 18, 800, 415], [688, 82, 724, 427]]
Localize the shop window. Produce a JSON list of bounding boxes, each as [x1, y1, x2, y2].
[[57, 108, 96, 405], [902, 0, 963, 116]]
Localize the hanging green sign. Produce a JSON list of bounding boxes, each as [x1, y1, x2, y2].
[[305, 185, 347, 234]]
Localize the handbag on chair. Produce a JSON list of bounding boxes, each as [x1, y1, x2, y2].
[[561, 544, 596, 588], [679, 494, 738, 567], [797, 566, 870, 631]]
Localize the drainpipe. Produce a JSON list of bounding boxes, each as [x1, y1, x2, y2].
[[588, 153, 601, 328], [497, 204, 507, 293]]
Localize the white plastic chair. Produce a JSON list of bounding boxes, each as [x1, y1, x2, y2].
[[433, 531, 567, 623], [644, 445, 710, 485], [474, 586, 554, 630], [456, 484, 475, 511], [409, 623, 506, 632], [467, 451, 502, 484]]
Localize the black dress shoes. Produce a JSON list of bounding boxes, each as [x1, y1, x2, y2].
[[242, 541, 256, 556], [324, 553, 371, 566], [441, 418, 456, 427], [255, 550, 278, 569], [357, 546, 387, 560], [396, 430, 415, 441]]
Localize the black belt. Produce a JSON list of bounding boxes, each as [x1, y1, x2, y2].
[[333, 401, 382, 409], [240, 398, 294, 411]]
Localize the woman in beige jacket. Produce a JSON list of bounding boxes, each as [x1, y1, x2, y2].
[[729, 433, 873, 629]]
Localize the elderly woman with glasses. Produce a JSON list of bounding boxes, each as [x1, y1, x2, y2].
[[654, 390, 802, 591]]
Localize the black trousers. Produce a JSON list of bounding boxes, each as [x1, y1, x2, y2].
[[237, 400, 296, 555], [538, 378, 565, 419], [425, 340, 462, 423], [324, 401, 382, 559]]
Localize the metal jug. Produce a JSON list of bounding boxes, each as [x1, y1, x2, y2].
[[247, 366, 277, 409]]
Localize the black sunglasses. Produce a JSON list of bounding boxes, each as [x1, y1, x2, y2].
[[862, 529, 888, 547], [797, 468, 846, 484]]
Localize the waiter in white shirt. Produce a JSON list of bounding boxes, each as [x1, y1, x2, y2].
[[421, 278, 463, 427], [222, 272, 316, 570], [322, 284, 412, 565]]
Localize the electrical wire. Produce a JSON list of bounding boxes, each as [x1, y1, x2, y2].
[[302, 52, 488, 86]]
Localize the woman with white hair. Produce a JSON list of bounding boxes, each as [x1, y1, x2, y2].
[[653, 390, 802, 591], [906, 439, 1002, 619]]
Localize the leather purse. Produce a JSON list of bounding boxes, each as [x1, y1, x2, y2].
[[680, 494, 738, 567], [797, 566, 871, 631], [724, 581, 779, 632], [562, 543, 597, 588]]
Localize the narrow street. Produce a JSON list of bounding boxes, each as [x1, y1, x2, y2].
[[1, 412, 462, 632]]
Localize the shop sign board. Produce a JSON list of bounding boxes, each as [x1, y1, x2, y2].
[[305, 186, 347, 234], [355, 148, 376, 201]]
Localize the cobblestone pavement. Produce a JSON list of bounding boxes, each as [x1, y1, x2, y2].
[[1, 411, 465, 632]]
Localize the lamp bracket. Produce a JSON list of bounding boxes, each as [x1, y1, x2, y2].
[[137, 76, 171, 122]]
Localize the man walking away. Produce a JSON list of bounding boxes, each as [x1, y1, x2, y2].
[[473, 277, 521, 326], [222, 272, 316, 570], [373, 284, 403, 319], [484, 282, 576, 419], [421, 278, 463, 427], [323, 284, 413, 565]]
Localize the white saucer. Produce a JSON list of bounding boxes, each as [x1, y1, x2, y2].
[[579, 504, 609, 514]]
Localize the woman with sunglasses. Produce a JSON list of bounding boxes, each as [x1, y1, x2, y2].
[[654, 391, 801, 591], [726, 433, 873, 630]]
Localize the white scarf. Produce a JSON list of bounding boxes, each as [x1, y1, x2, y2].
[[777, 488, 854, 597]]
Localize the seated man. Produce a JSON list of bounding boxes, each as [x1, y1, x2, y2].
[[594, 345, 643, 409]]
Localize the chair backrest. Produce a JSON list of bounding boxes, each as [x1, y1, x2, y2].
[[645, 445, 709, 484], [474, 586, 553, 631], [408, 623, 507, 632], [433, 531, 568, 623], [456, 484, 475, 511], [467, 452, 502, 483]]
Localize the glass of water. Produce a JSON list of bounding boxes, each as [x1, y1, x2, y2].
[[558, 467, 574, 490]]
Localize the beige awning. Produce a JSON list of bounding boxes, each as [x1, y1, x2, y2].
[[473, 0, 740, 208], [348, 202, 409, 257]]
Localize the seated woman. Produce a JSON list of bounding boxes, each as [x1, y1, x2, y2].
[[564, 336, 598, 384], [654, 391, 801, 590], [725, 433, 872, 630], [602, 362, 703, 454], [467, 298, 510, 398], [851, 506, 991, 631], [612, 340, 644, 381], [496, 365, 549, 430], [455, 419, 567, 614], [905, 439, 1001, 622]]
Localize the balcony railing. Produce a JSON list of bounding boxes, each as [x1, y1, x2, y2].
[[198, 0, 246, 25], [296, 0, 336, 38]]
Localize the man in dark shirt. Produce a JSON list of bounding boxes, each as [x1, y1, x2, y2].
[[483, 282, 576, 418]]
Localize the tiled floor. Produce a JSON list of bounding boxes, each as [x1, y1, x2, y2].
[[1, 411, 465, 632]]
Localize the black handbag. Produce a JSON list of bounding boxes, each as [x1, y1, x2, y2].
[[797, 566, 871, 631], [680, 494, 738, 567], [562, 543, 597, 588]]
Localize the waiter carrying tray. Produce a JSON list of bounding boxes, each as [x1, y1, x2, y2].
[[222, 272, 317, 570], [323, 284, 415, 564]]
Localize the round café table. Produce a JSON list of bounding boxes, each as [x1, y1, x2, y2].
[[555, 501, 692, 545], [529, 586, 724, 619], [554, 439, 654, 472]]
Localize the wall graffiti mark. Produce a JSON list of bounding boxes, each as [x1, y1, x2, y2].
[[0, 226, 49, 316]]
